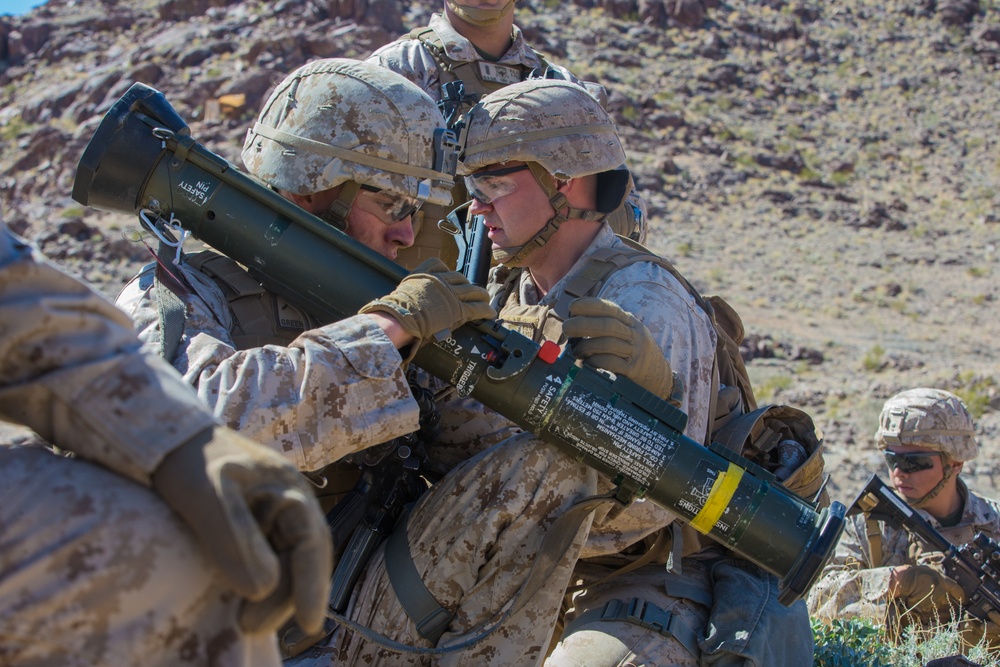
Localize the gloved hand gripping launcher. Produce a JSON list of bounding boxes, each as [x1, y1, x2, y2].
[[73, 83, 845, 604]]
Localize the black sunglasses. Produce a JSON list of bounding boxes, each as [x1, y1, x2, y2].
[[883, 450, 942, 474]]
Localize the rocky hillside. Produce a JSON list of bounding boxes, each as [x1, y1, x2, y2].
[[1, 0, 998, 504]]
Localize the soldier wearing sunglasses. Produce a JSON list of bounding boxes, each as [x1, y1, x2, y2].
[[809, 388, 1000, 648], [116, 59, 493, 487]]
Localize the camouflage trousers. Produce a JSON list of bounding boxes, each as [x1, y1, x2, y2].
[[548, 557, 815, 667], [291, 433, 597, 666], [0, 444, 279, 667]]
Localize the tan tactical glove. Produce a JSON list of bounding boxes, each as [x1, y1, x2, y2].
[[152, 426, 332, 635], [960, 609, 1000, 650], [889, 563, 966, 615], [562, 297, 674, 400], [359, 258, 495, 354]]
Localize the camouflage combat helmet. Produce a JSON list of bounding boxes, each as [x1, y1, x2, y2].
[[460, 78, 632, 264], [446, 0, 516, 27], [242, 58, 456, 217], [876, 388, 979, 462]]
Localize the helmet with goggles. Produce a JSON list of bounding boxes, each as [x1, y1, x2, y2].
[[242, 58, 457, 229], [875, 387, 978, 462], [460, 78, 632, 264], [446, 0, 516, 27]]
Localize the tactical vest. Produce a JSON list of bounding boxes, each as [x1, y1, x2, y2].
[[185, 250, 321, 349], [408, 26, 550, 116]]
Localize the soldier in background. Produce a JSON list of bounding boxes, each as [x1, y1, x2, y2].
[[0, 220, 331, 666], [367, 0, 644, 270], [809, 387, 1000, 649]]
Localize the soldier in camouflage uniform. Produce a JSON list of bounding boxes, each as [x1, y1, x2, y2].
[[808, 388, 1000, 648], [116, 59, 493, 475], [0, 221, 331, 666], [292, 78, 719, 666], [367, 0, 645, 270], [462, 79, 813, 667]]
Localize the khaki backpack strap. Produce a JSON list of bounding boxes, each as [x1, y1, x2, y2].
[[556, 245, 663, 316], [713, 406, 782, 456], [154, 240, 190, 362], [866, 518, 884, 568]]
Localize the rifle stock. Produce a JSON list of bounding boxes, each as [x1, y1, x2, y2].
[[850, 474, 1000, 623], [73, 82, 846, 604]]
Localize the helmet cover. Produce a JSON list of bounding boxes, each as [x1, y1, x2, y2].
[[242, 58, 454, 206], [875, 387, 978, 462]]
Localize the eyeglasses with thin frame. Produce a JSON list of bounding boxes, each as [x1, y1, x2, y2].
[[357, 185, 423, 223], [464, 164, 531, 205], [883, 450, 942, 474]]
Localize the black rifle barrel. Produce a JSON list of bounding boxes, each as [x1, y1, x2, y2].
[[850, 474, 1000, 622], [73, 83, 846, 604]]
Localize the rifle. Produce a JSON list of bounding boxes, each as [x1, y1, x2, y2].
[[849, 474, 1000, 623], [326, 436, 428, 612], [71, 82, 846, 605], [450, 203, 493, 287], [436, 80, 492, 287]]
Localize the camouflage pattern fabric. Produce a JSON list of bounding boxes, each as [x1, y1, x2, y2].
[[291, 434, 598, 666], [0, 225, 277, 666], [492, 225, 716, 557], [0, 228, 215, 484], [0, 446, 278, 667], [459, 79, 626, 180], [366, 13, 578, 103], [241, 58, 453, 207], [116, 260, 420, 472], [285, 224, 717, 666], [807, 478, 1000, 624], [876, 387, 979, 462]]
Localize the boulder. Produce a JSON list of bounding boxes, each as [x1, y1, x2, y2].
[[666, 0, 706, 27]]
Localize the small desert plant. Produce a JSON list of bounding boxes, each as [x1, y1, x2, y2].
[[862, 345, 885, 372], [812, 617, 892, 667], [754, 374, 793, 401], [812, 615, 1000, 667]]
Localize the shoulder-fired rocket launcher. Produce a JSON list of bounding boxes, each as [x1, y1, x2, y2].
[[73, 83, 845, 605]]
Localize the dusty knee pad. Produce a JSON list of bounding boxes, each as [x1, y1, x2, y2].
[[550, 619, 701, 667], [546, 627, 632, 666]]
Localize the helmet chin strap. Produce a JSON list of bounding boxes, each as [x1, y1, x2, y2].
[[448, 0, 516, 27], [905, 458, 956, 510], [492, 162, 606, 267], [316, 180, 361, 232]]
